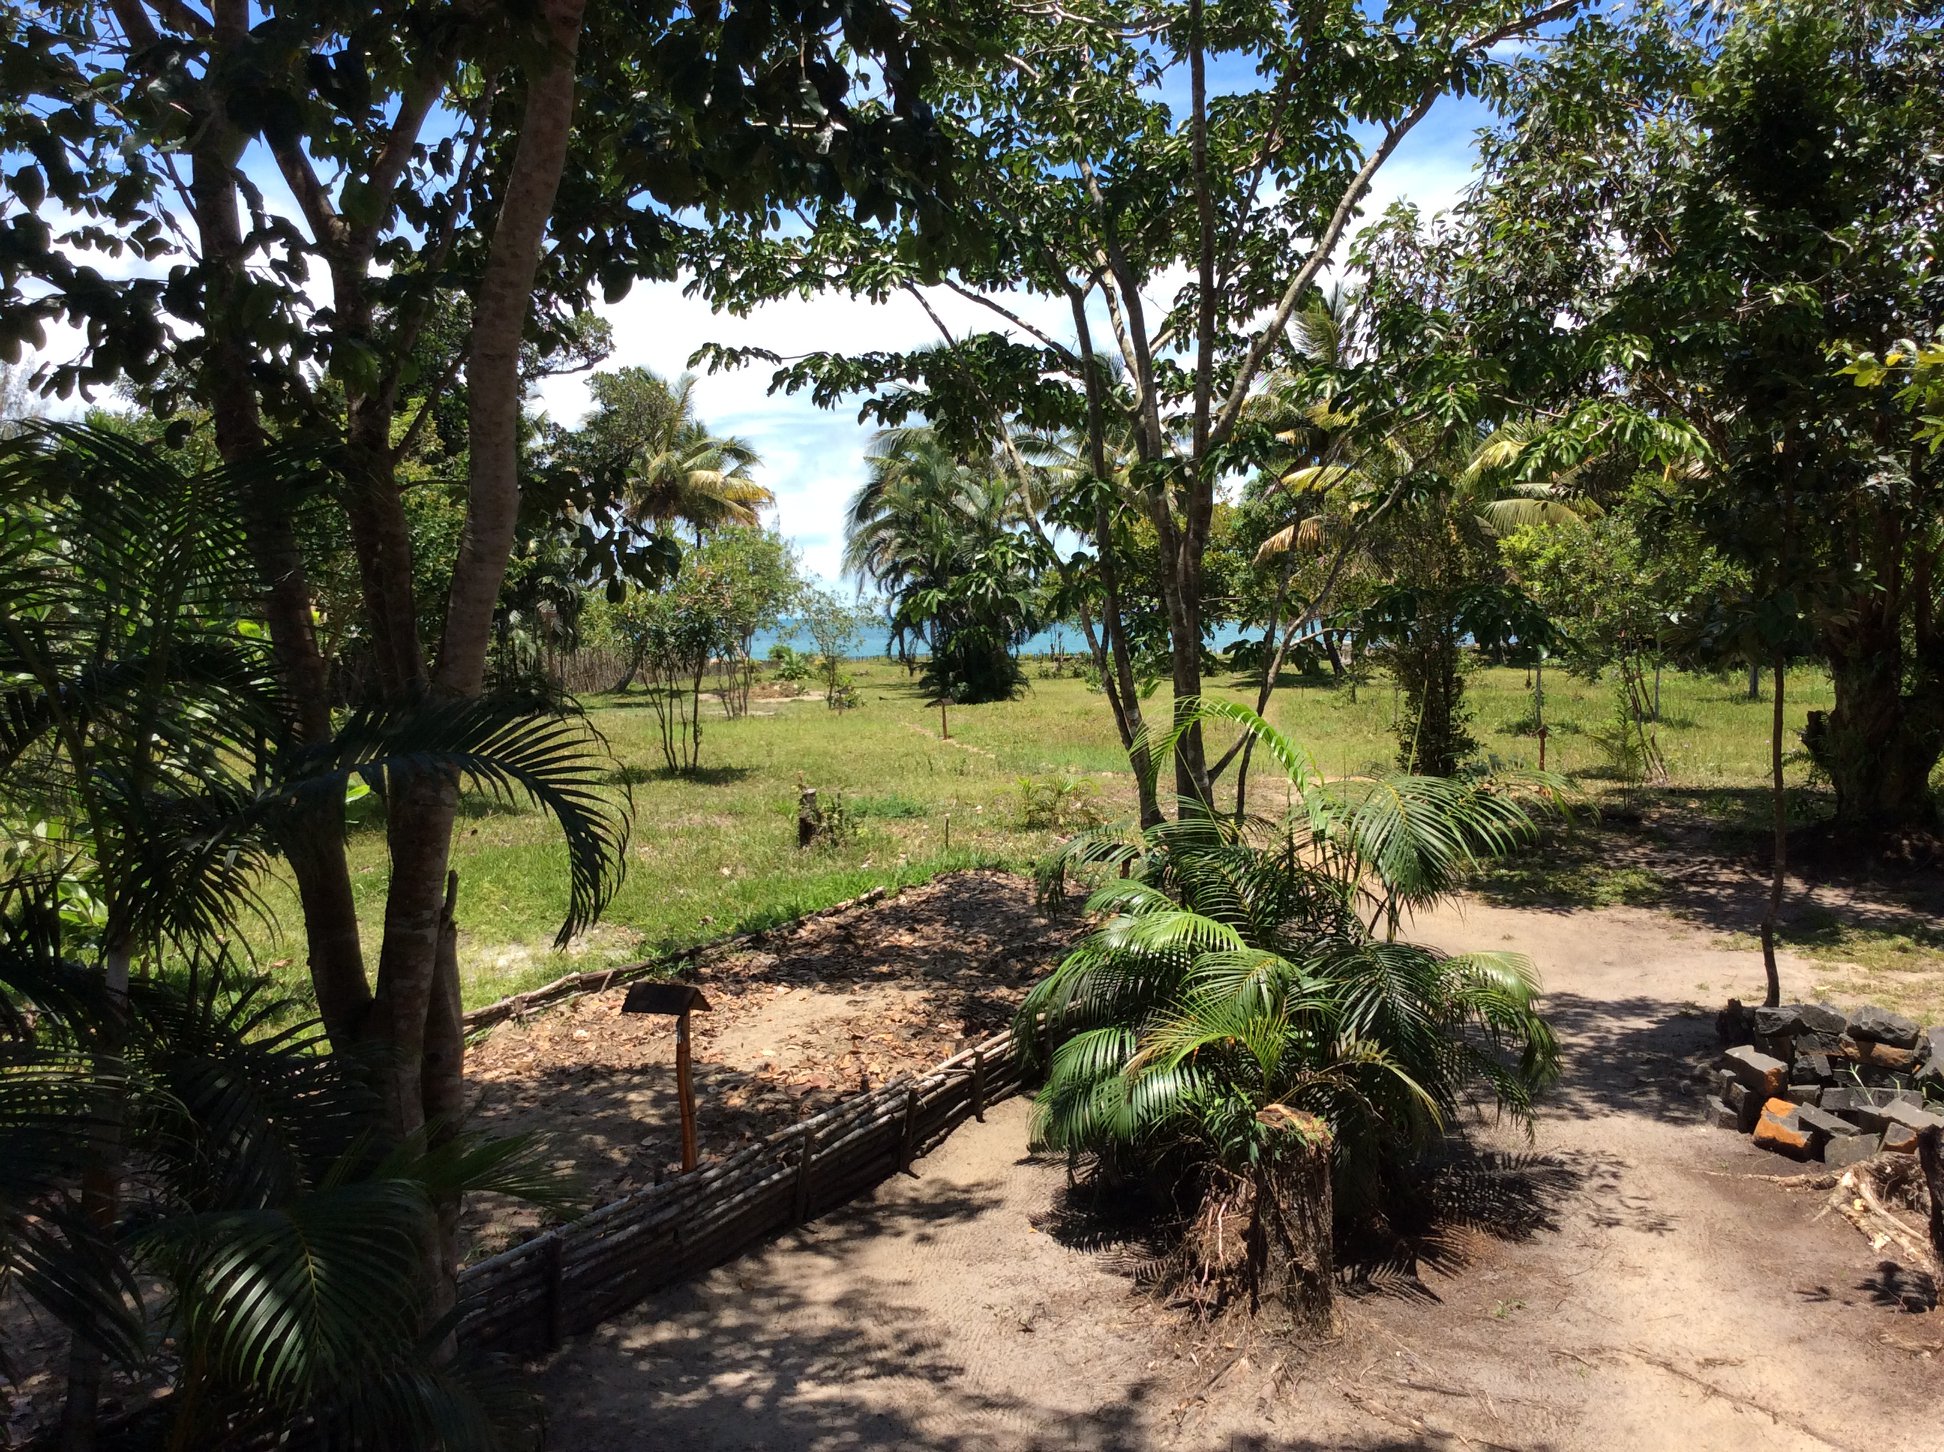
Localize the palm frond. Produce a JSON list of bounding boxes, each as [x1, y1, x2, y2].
[[283, 697, 632, 947]]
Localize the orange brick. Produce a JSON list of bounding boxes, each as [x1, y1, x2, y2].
[[1754, 1098, 1812, 1157]]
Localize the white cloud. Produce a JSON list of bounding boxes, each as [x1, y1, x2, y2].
[[541, 106, 1484, 587]]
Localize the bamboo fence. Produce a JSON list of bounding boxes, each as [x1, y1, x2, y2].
[[454, 1023, 1032, 1357]]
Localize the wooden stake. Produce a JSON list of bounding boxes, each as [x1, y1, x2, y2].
[[542, 1232, 565, 1350], [899, 1084, 919, 1174], [794, 1126, 817, 1223], [971, 1049, 986, 1122], [677, 1007, 698, 1172], [939, 700, 949, 738]]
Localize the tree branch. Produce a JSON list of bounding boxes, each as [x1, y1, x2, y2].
[[1189, 0, 1216, 458], [1209, 0, 1583, 449], [933, 276, 1081, 364]]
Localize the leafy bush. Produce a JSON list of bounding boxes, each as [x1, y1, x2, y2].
[[769, 643, 815, 682]]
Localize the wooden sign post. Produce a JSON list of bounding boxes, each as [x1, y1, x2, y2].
[[621, 982, 713, 1172]]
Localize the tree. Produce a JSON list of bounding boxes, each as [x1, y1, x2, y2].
[[1, 0, 958, 1342], [1456, 0, 1944, 827], [1023, 699, 1557, 1325], [700, 0, 1585, 812], [0, 424, 620, 1443], [557, 367, 773, 541], [602, 530, 798, 766], [798, 587, 872, 710], [705, 529, 801, 718], [621, 376, 769, 541], [845, 427, 1044, 703]]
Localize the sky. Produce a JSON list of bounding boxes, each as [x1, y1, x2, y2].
[[530, 96, 1496, 589]]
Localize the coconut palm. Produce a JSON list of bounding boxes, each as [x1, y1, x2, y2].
[[1022, 698, 1559, 1322], [602, 371, 770, 539], [844, 426, 1045, 703], [626, 425, 769, 539]]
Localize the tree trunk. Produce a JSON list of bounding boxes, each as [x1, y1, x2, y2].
[[1247, 1113, 1337, 1334], [611, 640, 644, 694], [436, 0, 588, 698], [1811, 635, 1943, 828], [369, 0, 586, 1334], [420, 871, 465, 1361], [1161, 526, 1213, 810], [1758, 655, 1786, 1009], [1917, 1126, 1944, 1278], [184, 36, 371, 1047]]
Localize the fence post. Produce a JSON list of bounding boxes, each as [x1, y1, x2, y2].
[[543, 1232, 565, 1351], [900, 1084, 920, 1174], [971, 1048, 986, 1122], [793, 1125, 817, 1223]]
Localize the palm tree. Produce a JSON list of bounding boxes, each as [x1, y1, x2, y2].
[[626, 425, 769, 539], [0, 880, 575, 1449], [844, 426, 1044, 703], [0, 423, 622, 1447], [1023, 698, 1559, 1325]]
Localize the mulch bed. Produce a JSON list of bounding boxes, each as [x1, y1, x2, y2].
[[460, 870, 1083, 1257]]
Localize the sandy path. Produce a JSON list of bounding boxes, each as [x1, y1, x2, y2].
[[542, 900, 1940, 1450]]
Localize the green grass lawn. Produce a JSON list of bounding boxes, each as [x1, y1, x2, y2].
[[247, 657, 1838, 1008]]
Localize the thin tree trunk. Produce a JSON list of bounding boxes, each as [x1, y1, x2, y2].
[[58, 939, 132, 1452], [1758, 654, 1787, 1009], [420, 871, 465, 1361], [1066, 286, 1160, 827], [436, 0, 588, 697], [178, 9, 371, 1046]]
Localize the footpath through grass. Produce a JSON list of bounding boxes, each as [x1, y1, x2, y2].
[[248, 658, 1840, 1009]]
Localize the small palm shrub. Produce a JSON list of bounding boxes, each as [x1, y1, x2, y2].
[[1015, 772, 1104, 831], [0, 889, 574, 1448], [1021, 699, 1561, 1326]]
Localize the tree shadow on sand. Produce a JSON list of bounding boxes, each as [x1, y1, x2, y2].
[[538, 1177, 1163, 1452]]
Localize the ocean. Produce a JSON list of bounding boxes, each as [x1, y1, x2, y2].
[[750, 618, 1260, 660]]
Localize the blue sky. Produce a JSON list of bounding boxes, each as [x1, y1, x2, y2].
[[531, 96, 1493, 588]]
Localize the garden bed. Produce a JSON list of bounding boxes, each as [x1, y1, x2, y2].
[[459, 870, 1082, 1258]]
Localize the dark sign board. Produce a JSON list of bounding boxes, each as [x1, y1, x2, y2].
[[621, 982, 712, 1017]]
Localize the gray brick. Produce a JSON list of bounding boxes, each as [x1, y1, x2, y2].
[[1822, 1131, 1882, 1169], [1850, 1005, 1921, 1049], [1794, 1104, 1856, 1138], [1717, 1046, 1789, 1097]]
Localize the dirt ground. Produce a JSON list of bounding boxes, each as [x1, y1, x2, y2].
[[461, 871, 1082, 1256], [540, 891, 1942, 1451]]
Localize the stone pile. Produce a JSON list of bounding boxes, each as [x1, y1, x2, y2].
[[1710, 1001, 1944, 1164]]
